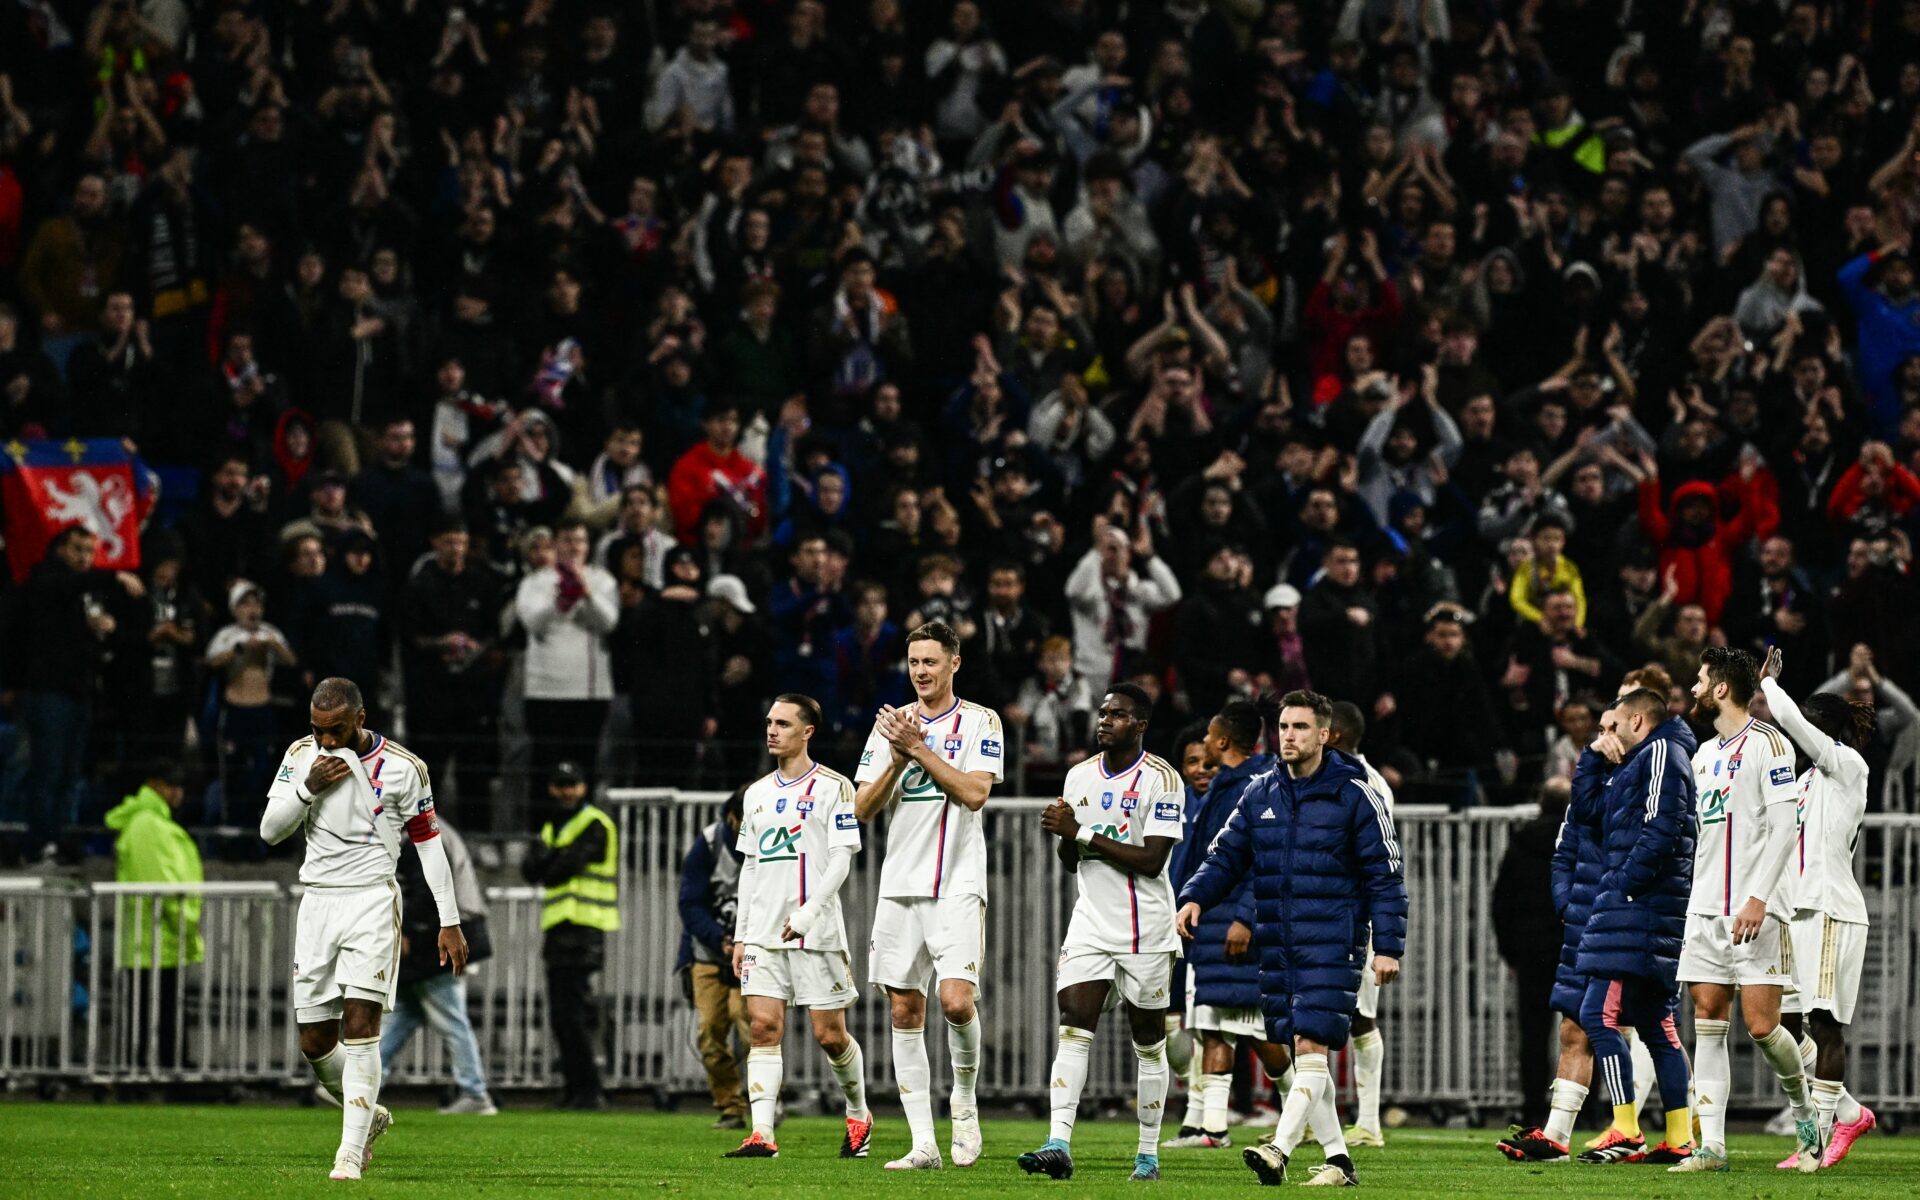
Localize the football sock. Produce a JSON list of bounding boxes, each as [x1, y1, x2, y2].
[[1201, 1072, 1233, 1135], [1274, 1052, 1331, 1158], [946, 1016, 980, 1112], [1811, 1078, 1842, 1138], [747, 1045, 782, 1139], [1835, 1085, 1863, 1125], [891, 1026, 935, 1150], [1134, 1039, 1169, 1155], [1048, 1025, 1094, 1146], [305, 1043, 345, 1104], [827, 1038, 867, 1121], [1753, 1025, 1811, 1118], [1311, 1069, 1349, 1159], [1629, 1031, 1654, 1116], [1611, 1102, 1641, 1139], [1545, 1079, 1587, 1145], [1181, 1055, 1205, 1130], [1352, 1029, 1384, 1131], [1664, 1106, 1692, 1148], [1694, 1019, 1730, 1153], [338, 1036, 382, 1166]]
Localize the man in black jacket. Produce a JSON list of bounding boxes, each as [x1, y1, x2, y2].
[[1387, 611, 1511, 806], [9, 527, 146, 860], [1721, 536, 1827, 698], [1297, 540, 1381, 707], [383, 818, 497, 1114], [1492, 777, 1573, 1129], [404, 518, 508, 831]]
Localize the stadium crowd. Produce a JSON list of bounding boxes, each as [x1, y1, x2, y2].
[[5, 0, 1920, 860]]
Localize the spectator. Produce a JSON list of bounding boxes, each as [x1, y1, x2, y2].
[[1387, 609, 1509, 806], [1173, 542, 1262, 721], [205, 579, 296, 826], [1013, 635, 1096, 792], [1722, 536, 1828, 697], [0, 302, 63, 437], [677, 785, 749, 1131], [667, 399, 767, 543], [1298, 540, 1381, 709], [593, 485, 672, 586], [18, 173, 122, 373], [514, 520, 618, 777], [308, 529, 387, 719], [352, 417, 439, 582], [968, 561, 1049, 720], [616, 546, 717, 786], [1632, 571, 1712, 690], [1836, 242, 1920, 437], [831, 580, 909, 742], [382, 818, 497, 1115], [1510, 515, 1587, 630], [1065, 519, 1182, 697], [1629, 451, 1772, 627], [404, 517, 508, 831], [104, 761, 202, 1069], [1501, 589, 1619, 759], [1256, 583, 1312, 696], [130, 531, 207, 766]]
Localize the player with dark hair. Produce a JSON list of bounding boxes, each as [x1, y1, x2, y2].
[[1673, 648, 1820, 1172], [1023, 684, 1186, 1182], [1178, 690, 1407, 1187], [1327, 700, 1394, 1148], [1758, 649, 1878, 1168], [853, 620, 1004, 1169]]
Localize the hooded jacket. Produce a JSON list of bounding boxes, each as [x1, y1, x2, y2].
[[1637, 476, 1768, 625], [1548, 749, 1610, 1015], [1733, 251, 1824, 340], [1178, 747, 1408, 1045], [1174, 752, 1274, 1012], [106, 785, 205, 970], [1570, 717, 1698, 986]]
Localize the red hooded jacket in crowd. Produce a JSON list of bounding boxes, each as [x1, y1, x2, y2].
[[1826, 459, 1920, 526], [1637, 474, 1776, 626], [667, 441, 768, 543], [1303, 276, 1402, 382]]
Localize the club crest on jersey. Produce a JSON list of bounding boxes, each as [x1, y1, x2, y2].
[[1728, 752, 1743, 775], [1101, 791, 1115, 810], [796, 797, 814, 816], [1713, 761, 1721, 776], [775, 797, 787, 814], [944, 735, 965, 755], [1120, 790, 1139, 813]]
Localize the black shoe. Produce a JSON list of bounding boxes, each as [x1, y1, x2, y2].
[[725, 1133, 779, 1158], [1497, 1126, 1571, 1163], [1017, 1146, 1074, 1180]]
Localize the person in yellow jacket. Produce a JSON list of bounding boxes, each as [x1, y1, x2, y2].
[[104, 761, 204, 1069], [1511, 514, 1588, 629], [522, 761, 619, 1109]]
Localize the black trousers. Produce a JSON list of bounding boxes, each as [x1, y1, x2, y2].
[[545, 963, 603, 1099], [1515, 961, 1558, 1126], [526, 699, 608, 782], [134, 966, 183, 1070]]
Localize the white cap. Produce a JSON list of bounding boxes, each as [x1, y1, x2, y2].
[[1263, 583, 1302, 610], [707, 574, 756, 614], [228, 579, 264, 614]]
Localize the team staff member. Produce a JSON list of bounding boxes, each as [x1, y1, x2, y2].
[[523, 762, 619, 1110], [1177, 690, 1407, 1188]]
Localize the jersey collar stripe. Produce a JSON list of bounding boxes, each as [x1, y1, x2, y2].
[[1718, 718, 1755, 749], [776, 763, 819, 789], [360, 735, 386, 761], [1100, 751, 1147, 780], [918, 698, 962, 724]]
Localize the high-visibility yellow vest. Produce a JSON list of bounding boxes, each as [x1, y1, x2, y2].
[[540, 804, 621, 932]]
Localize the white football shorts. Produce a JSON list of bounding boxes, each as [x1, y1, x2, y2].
[[868, 894, 984, 994], [740, 946, 858, 1010], [293, 881, 401, 1023]]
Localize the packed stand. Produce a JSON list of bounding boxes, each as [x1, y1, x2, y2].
[[4, 0, 1920, 857]]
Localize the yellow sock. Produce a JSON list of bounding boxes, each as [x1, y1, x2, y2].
[[1664, 1107, 1692, 1148], [1611, 1103, 1641, 1139]]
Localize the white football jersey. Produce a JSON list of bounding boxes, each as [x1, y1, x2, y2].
[[1061, 751, 1185, 954], [1759, 679, 1869, 925], [1689, 717, 1799, 919], [1355, 752, 1395, 811], [268, 733, 437, 888], [736, 762, 861, 951], [857, 698, 1004, 901]]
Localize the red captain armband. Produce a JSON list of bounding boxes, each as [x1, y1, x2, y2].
[[406, 812, 440, 842]]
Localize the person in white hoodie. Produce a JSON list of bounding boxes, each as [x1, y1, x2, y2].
[[515, 518, 619, 776], [645, 18, 735, 135]]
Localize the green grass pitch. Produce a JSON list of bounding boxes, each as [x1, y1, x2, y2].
[[0, 1105, 1910, 1197]]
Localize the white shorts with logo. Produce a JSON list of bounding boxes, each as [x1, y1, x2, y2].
[[741, 945, 858, 1010], [1058, 944, 1176, 1011], [1355, 935, 1380, 1019], [1676, 912, 1794, 989], [293, 882, 401, 1023], [868, 894, 984, 994], [1790, 913, 1867, 1025], [1181, 953, 1266, 1040]]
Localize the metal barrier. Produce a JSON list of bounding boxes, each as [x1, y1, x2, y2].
[[5, 802, 1919, 1118]]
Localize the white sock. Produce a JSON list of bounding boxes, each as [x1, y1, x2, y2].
[[1694, 1019, 1730, 1153], [1201, 1072, 1233, 1134], [1135, 1039, 1169, 1155], [305, 1043, 345, 1103], [947, 1016, 980, 1113], [1835, 1086, 1863, 1125], [1629, 1031, 1655, 1115], [828, 1038, 868, 1120], [1181, 1055, 1205, 1129], [337, 1037, 382, 1166], [1801, 1035, 1863, 1124], [1312, 1067, 1350, 1159], [892, 1027, 936, 1151], [1048, 1025, 1094, 1146], [1275, 1052, 1331, 1158], [1352, 1029, 1384, 1132], [1545, 1078, 1588, 1146], [1754, 1026, 1811, 1117], [747, 1045, 782, 1138], [1811, 1077, 1842, 1138]]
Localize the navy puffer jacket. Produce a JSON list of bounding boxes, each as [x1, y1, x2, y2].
[[1174, 752, 1274, 1012], [1548, 749, 1609, 1016], [1179, 748, 1408, 1047], [1572, 718, 1698, 986]]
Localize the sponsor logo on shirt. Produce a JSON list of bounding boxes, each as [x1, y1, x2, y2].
[[759, 825, 803, 861], [860, 750, 873, 766], [1770, 766, 1795, 786], [980, 738, 1002, 758], [277, 764, 294, 782], [835, 812, 858, 830], [1153, 800, 1180, 822]]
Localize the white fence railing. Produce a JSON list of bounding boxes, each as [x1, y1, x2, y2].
[[4, 801, 1919, 1116]]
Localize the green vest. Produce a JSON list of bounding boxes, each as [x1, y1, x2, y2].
[[540, 804, 621, 932]]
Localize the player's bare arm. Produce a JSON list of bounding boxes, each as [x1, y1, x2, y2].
[[853, 707, 914, 820], [1041, 799, 1173, 877]]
